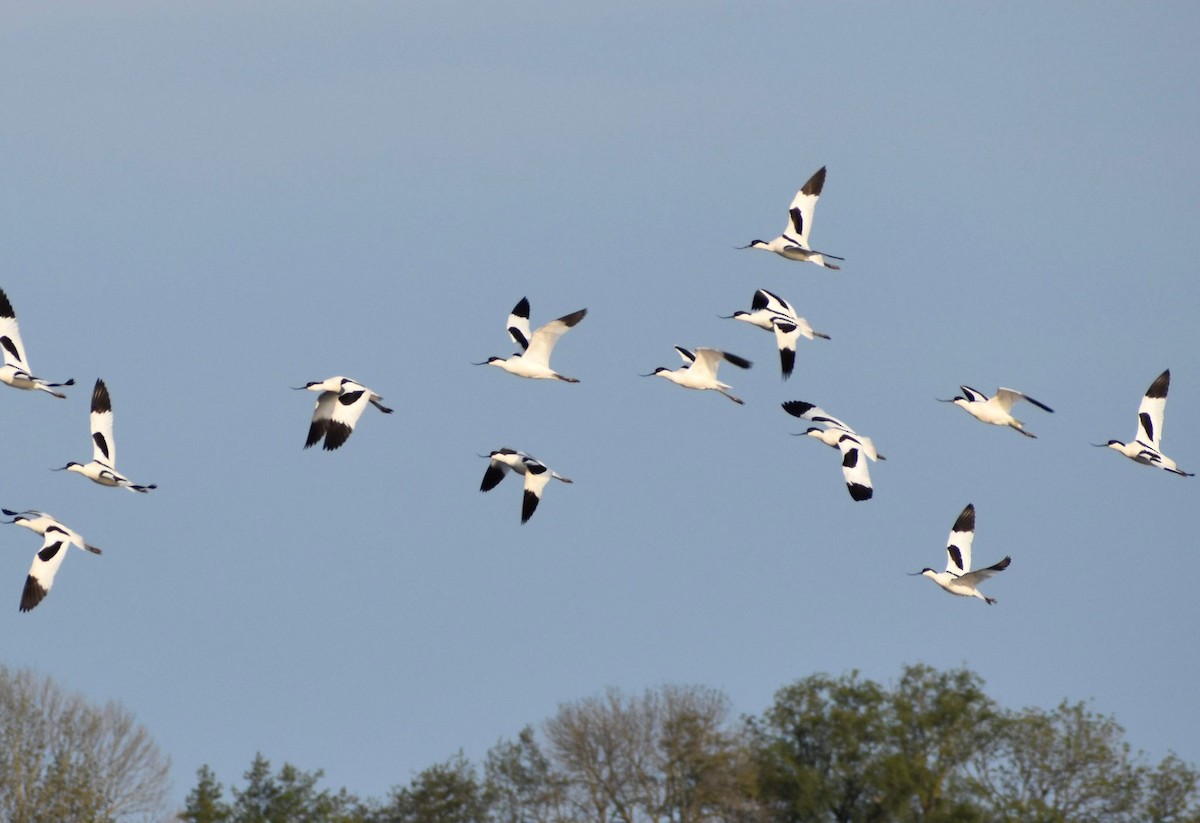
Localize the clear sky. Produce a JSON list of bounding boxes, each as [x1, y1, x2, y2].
[[2, 0, 1198, 812]]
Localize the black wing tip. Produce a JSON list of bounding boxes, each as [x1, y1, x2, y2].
[[953, 503, 976, 532], [480, 464, 505, 492], [723, 352, 752, 369], [521, 490, 540, 523], [0, 287, 13, 318], [91, 379, 112, 413], [559, 308, 588, 327], [1147, 370, 1170, 399], [321, 422, 353, 451], [1025, 395, 1055, 413], [800, 165, 827, 196], [779, 348, 795, 380], [304, 420, 327, 449], [512, 297, 530, 318], [847, 483, 872, 501], [782, 400, 816, 418], [991, 556, 1013, 571], [19, 576, 47, 612]]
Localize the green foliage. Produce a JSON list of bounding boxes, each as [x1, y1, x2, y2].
[[377, 753, 488, 823], [180, 765, 229, 823], [182, 755, 369, 823], [967, 700, 1144, 822], [180, 666, 1200, 823]]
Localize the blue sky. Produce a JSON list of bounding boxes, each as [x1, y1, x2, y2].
[[2, 0, 1198, 811]]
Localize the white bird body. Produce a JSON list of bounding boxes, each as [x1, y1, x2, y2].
[[2, 509, 102, 612], [739, 167, 843, 269], [58, 379, 156, 492], [0, 288, 74, 398], [724, 289, 828, 380], [943, 385, 1054, 438], [296, 376, 392, 451], [646, 347, 752, 404], [916, 503, 1010, 605], [783, 401, 884, 501], [1100, 370, 1192, 476], [479, 448, 573, 523], [478, 298, 587, 382]]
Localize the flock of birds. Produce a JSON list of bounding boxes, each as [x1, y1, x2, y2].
[[0, 287, 158, 611], [1, 167, 1193, 610]]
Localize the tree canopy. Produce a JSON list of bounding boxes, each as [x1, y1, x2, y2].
[[178, 664, 1200, 822], [0, 664, 171, 823]]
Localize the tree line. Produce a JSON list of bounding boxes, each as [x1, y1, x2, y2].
[[177, 664, 1200, 823], [1, 662, 1196, 822]]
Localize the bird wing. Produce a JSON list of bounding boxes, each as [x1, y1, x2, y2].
[[958, 556, 1011, 587], [771, 319, 801, 380], [855, 434, 882, 462], [781, 401, 854, 434], [752, 288, 798, 319], [21, 527, 71, 612], [945, 504, 976, 575], [1136, 370, 1170, 448], [521, 460, 553, 523], [506, 297, 533, 351], [673, 346, 696, 365], [690, 348, 744, 380], [837, 434, 874, 501], [0, 287, 30, 370], [480, 457, 511, 492], [523, 309, 586, 368], [90, 379, 116, 467], [305, 390, 338, 449], [783, 166, 826, 247], [686, 347, 720, 381], [996, 387, 1053, 414], [959, 386, 989, 404], [324, 384, 373, 450]]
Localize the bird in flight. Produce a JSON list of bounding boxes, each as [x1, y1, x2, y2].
[[1094, 369, 1192, 476], [476, 297, 587, 382], [912, 503, 1011, 605], [738, 166, 844, 269]]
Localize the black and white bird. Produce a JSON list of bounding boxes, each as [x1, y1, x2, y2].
[[939, 385, 1054, 438], [2, 509, 102, 613], [0, 287, 74, 398], [782, 401, 885, 501], [55, 379, 156, 492], [475, 298, 587, 382], [721, 288, 829, 379], [643, 347, 752, 404], [294, 376, 393, 451], [1095, 369, 1193, 476], [738, 167, 843, 269], [479, 448, 573, 523], [912, 503, 1011, 605]]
